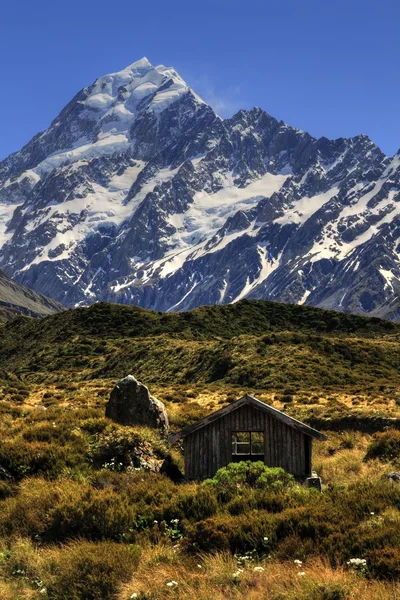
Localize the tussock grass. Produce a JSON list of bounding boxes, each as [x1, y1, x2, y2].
[[118, 547, 400, 600], [1, 300, 400, 597]]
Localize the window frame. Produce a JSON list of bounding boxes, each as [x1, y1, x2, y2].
[[231, 431, 265, 456]]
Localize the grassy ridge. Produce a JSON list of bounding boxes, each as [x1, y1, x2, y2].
[[1, 300, 400, 431], [1, 299, 397, 345]]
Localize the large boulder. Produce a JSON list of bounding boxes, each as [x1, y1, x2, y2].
[[106, 375, 169, 430]]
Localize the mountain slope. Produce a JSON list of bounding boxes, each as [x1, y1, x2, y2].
[[0, 269, 63, 320], [1, 57, 399, 318]]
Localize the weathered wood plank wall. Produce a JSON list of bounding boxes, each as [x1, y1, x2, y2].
[[184, 404, 312, 480]]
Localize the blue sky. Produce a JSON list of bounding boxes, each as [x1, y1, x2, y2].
[[1, 0, 399, 159]]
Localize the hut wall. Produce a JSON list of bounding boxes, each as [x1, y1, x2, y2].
[[184, 404, 312, 480]]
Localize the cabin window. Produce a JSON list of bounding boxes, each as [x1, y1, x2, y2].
[[232, 432, 264, 460]]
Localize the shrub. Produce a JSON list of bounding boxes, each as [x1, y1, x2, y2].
[[22, 421, 83, 444], [80, 417, 109, 434], [89, 425, 167, 470], [0, 478, 68, 538], [0, 438, 87, 480], [47, 540, 140, 600], [186, 512, 274, 553], [365, 430, 400, 465], [45, 487, 136, 542], [281, 393, 294, 403], [205, 461, 295, 500], [171, 487, 218, 521], [366, 547, 400, 579]]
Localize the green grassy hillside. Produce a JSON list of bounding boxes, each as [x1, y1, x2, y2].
[[1, 300, 399, 430], [1, 300, 400, 599]]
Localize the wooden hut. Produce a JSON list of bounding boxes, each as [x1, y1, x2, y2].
[[170, 394, 326, 480]]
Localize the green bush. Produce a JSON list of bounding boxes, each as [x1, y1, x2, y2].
[[89, 425, 167, 470], [205, 461, 295, 500], [186, 511, 274, 553], [171, 487, 218, 521], [0, 478, 67, 538]]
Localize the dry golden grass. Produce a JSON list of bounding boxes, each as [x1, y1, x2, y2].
[[118, 545, 400, 600], [2, 537, 400, 600], [0, 582, 37, 600], [311, 431, 384, 486]]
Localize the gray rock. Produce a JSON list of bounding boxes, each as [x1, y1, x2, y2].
[[305, 473, 322, 492], [386, 472, 400, 482], [31, 405, 48, 412], [0, 466, 13, 480], [106, 375, 169, 430]]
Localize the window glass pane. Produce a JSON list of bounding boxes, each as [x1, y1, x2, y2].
[[232, 432, 251, 455], [232, 432, 265, 455], [236, 432, 250, 443], [236, 442, 250, 454], [251, 432, 264, 454]]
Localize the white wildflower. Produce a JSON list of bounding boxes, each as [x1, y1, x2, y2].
[[197, 564, 202, 569], [347, 558, 367, 567], [130, 594, 138, 599], [253, 566, 264, 572], [298, 571, 306, 576], [294, 559, 303, 567], [166, 580, 178, 588], [263, 537, 268, 542], [40, 589, 47, 595], [370, 512, 375, 515]]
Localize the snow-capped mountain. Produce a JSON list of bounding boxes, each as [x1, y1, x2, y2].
[[1, 57, 400, 318]]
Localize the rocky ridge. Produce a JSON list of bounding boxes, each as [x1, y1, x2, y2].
[[0, 269, 63, 320]]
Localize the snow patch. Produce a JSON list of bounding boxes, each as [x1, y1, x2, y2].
[[167, 171, 289, 251], [232, 245, 282, 303], [379, 268, 397, 293], [275, 187, 339, 225]]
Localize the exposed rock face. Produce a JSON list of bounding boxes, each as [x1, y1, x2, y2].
[[0, 269, 62, 319], [106, 375, 169, 430]]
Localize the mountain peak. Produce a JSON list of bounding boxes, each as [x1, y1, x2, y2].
[[84, 56, 200, 117], [124, 56, 152, 71]]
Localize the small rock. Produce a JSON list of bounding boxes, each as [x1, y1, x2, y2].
[[106, 375, 169, 430], [0, 466, 13, 480], [32, 405, 47, 412], [305, 474, 322, 492], [386, 472, 400, 482]]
